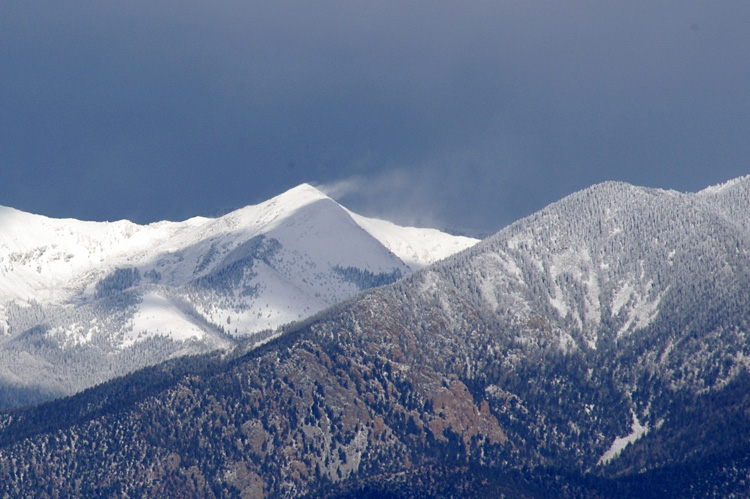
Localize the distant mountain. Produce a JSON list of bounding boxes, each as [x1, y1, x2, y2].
[[0, 176, 748, 497], [0, 184, 477, 408]]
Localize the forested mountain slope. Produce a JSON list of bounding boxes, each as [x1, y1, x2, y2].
[[0, 176, 747, 497]]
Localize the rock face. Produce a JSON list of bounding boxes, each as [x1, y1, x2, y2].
[[0, 177, 749, 497]]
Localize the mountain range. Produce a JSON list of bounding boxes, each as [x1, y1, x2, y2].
[[0, 184, 477, 408], [0, 176, 748, 497]]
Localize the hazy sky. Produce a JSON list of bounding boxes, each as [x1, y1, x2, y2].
[[2, 1, 749, 236]]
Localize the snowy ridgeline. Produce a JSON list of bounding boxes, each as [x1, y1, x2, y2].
[[339, 175, 749, 470], [0, 184, 477, 407], [434, 177, 750, 352], [0, 175, 748, 482]]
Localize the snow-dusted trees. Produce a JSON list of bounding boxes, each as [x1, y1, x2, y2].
[[95, 268, 141, 299]]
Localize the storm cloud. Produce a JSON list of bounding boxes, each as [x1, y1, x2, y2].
[[2, 1, 748, 234]]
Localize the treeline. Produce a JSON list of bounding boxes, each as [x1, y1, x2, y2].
[[332, 266, 403, 291], [95, 268, 141, 298]]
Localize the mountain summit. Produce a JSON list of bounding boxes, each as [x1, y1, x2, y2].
[[0, 184, 477, 408]]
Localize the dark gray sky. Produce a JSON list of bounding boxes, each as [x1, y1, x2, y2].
[[2, 1, 749, 236]]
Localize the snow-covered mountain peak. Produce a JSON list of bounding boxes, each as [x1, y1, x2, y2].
[[0, 183, 478, 405], [250, 182, 332, 216], [201, 183, 335, 237], [434, 176, 750, 354], [193, 183, 478, 271], [284, 182, 330, 198]]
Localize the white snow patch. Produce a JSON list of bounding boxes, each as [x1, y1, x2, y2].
[[125, 292, 206, 348], [47, 322, 98, 347], [558, 330, 577, 353], [549, 293, 569, 320], [506, 232, 536, 253], [548, 247, 599, 330], [549, 247, 587, 283], [612, 282, 633, 317], [614, 281, 667, 338], [668, 249, 676, 266], [479, 273, 500, 311], [586, 272, 601, 327], [217, 261, 329, 337], [347, 210, 478, 270], [473, 252, 526, 312], [0, 307, 7, 336], [598, 412, 648, 466], [501, 256, 523, 279]]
